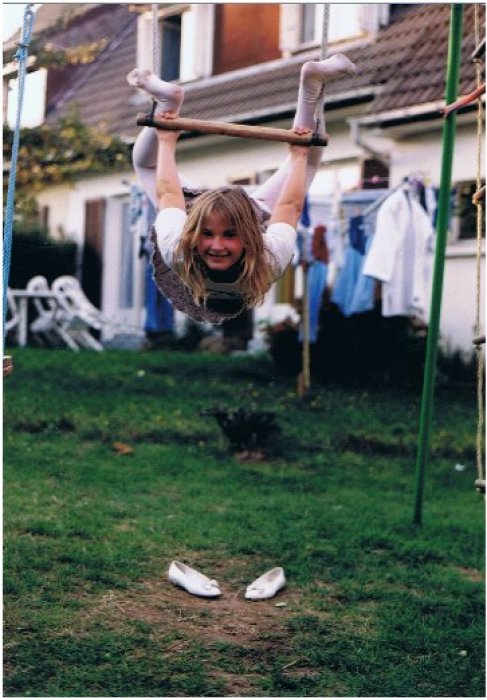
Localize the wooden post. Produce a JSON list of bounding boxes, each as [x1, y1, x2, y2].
[[136, 114, 328, 147]]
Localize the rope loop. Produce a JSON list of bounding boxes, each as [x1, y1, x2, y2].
[[13, 5, 35, 60]]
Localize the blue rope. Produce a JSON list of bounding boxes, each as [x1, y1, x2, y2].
[[3, 4, 35, 345]]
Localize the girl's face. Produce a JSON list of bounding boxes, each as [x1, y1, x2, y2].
[[196, 210, 244, 271]]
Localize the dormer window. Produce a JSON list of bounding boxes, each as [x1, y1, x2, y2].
[[281, 4, 380, 56], [136, 4, 214, 83], [160, 13, 182, 81], [300, 4, 362, 47], [300, 4, 319, 45], [4, 67, 46, 128]]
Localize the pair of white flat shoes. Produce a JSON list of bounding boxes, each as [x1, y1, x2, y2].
[[168, 561, 286, 600]]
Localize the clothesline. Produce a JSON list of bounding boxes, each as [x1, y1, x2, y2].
[[361, 180, 407, 218]]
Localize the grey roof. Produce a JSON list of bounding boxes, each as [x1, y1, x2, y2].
[[3, 4, 99, 51], [5, 3, 485, 141]]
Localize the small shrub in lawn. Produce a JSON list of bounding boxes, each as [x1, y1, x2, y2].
[[9, 223, 78, 289], [201, 406, 281, 455]]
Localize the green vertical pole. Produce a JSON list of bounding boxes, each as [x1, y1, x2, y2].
[[413, 4, 464, 526]]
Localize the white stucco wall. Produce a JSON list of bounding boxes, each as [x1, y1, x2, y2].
[[442, 242, 485, 357], [390, 121, 481, 185], [34, 112, 484, 355]]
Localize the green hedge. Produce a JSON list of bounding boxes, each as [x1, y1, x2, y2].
[[7, 224, 78, 289]]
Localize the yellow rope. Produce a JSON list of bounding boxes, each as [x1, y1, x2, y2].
[[301, 262, 311, 394], [473, 4, 485, 486]]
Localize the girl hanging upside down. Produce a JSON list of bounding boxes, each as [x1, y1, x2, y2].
[[127, 54, 356, 324]]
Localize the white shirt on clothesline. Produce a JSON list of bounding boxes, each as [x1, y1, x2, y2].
[[362, 188, 435, 319]]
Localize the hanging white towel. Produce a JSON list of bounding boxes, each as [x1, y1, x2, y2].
[[363, 188, 435, 318]]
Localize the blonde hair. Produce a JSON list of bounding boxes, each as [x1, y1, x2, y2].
[[174, 187, 276, 309]]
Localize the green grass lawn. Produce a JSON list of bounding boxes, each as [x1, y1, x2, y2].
[[3, 348, 485, 697]]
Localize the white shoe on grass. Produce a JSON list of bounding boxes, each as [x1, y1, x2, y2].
[[168, 560, 221, 598], [245, 567, 286, 601]]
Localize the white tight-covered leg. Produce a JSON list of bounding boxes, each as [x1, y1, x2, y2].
[[252, 54, 356, 213], [128, 71, 197, 206]]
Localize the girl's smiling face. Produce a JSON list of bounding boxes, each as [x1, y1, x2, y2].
[[196, 210, 244, 271]]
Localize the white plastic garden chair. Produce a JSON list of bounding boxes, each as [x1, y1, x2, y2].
[[5, 288, 20, 336], [26, 275, 80, 350], [51, 276, 104, 351]]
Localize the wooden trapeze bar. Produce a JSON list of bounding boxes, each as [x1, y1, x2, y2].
[[136, 113, 329, 147]]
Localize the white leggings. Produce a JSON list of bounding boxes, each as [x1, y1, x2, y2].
[[132, 74, 325, 212]]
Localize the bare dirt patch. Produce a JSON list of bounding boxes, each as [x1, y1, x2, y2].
[[85, 572, 306, 695], [96, 576, 296, 648], [77, 563, 352, 696]]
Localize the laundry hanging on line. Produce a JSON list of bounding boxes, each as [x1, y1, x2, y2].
[[130, 184, 174, 333], [331, 215, 375, 317], [362, 186, 435, 319], [296, 223, 329, 343]]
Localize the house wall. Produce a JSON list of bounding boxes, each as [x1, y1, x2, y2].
[[442, 246, 485, 357], [35, 113, 484, 355], [36, 173, 147, 338]]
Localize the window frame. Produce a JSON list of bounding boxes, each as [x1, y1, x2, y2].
[[452, 179, 486, 241], [297, 3, 325, 52], [136, 4, 214, 83], [281, 4, 370, 57]]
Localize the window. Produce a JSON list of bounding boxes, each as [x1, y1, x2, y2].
[[300, 4, 317, 44], [454, 180, 485, 240], [299, 4, 324, 47], [302, 4, 363, 46], [137, 6, 214, 82], [307, 163, 361, 197], [159, 14, 182, 81], [362, 158, 390, 190], [6, 68, 46, 128]]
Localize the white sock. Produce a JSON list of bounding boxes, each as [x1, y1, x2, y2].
[[294, 54, 356, 128], [127, 69, 184, 114], [254, 55, 356, 212]]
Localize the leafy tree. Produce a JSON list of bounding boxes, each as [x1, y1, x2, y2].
[[3, 108, 132, 224]]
